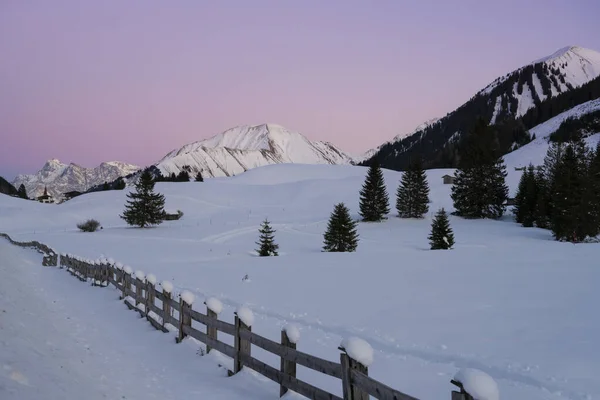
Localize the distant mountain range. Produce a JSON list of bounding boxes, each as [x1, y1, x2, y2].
[[12, 160, 140, 201]]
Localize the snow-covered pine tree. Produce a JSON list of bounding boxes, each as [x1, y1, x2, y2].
[[17, 184, 27, 200], [255, 219, 279, 256], [359, 160, 390, 222], [195, 171, 204, 182], [428, 208, 455, 250], [120, 169, 166, 228], [396, 157, 430, 218], [451, 118, 508, 219], [323, 203, 359, 252]]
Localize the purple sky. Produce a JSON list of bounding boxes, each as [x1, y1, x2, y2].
[[1, 0, 599, 180]]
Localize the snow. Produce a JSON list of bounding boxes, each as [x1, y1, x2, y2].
[[115, 262, 123, 270], [135, 270, 145, 281], [340, 337, 374, 367], [123, 265, 132, 275], [181, 290, 196, 305], [454, 369, 500, 400], [489, 96, 502, 125], [0, 241, 276, 400], [161, 280, 174, 293], [205, 297, 224, 314], [235, 305, 255, 327], [283, 324, 301, 344], [2, 160, 600, 399], [146, 273, 157, 285]]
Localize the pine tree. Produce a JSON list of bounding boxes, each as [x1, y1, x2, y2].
[[428, 208, 455, 250], [451, 119, 508, 219], [255, 219, 279, 256], [195, 171, 204, 182], [120, 170, 166, 228], [396, 158, 430, 218], [533, 168, 550, 229], [586, 142, 600, 236], [514, 165, 538, 227], [17, 184, 27, 199], [177, 170, 190, 182], [115, 178, 126, 190], [323, 203, 359, 252], [359, 160, 390, 222], [550, 144, 586, 241]]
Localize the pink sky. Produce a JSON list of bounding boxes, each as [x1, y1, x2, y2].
[[1, 0, 599, 179]]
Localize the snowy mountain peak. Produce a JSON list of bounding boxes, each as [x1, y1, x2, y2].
[[157, 124, 352, 178], [13, 160, 139, 201]]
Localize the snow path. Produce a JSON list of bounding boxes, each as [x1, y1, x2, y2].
[[0, 242, 284, 400]]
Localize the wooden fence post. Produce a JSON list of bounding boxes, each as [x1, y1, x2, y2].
[[135, 272, 145, 306], [162, 287, 172, 330], [145, 280, 155, 319], [233, 312, 252, 374], [177, 293, 193, 343], [280, 328, 297, 397], [340, 346, 369, 400]]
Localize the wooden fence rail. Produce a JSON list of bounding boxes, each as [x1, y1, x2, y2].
[[1, 232, 484, 400]]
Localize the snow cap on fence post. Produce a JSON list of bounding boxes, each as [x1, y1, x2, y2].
[[135, 270, 145, 281], [115, 262, 123, 270], [235, 305, 255, 327], [339, 337, 374, 367], [181, 290, 195, 305], [453, 369, 499, 400], [146, 273, 157, 285], [204, 297, 223, 315], [283, 324, 301, 344], [123, 265, 133, 275], [107, 258, 115, 265], [161, 281, 173, 293]]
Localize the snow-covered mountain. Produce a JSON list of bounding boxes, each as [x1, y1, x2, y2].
[[363, 45, 600, 170], [483, 45, 600, 122], [13, 159, 139, 201], [156, 123, 353, 178], [356, 118, 439, 163]]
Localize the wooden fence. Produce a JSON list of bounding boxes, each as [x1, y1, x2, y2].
[[1, 233, 479, 400]]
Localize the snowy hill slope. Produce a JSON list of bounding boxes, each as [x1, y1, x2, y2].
[[503, 98, 600, 192], [2, 163, 600, 400], [13, 159, 139, 201], [156, 123, 352, 178]]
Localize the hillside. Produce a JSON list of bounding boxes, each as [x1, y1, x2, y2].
[[13, 159, 139, 201], [0, 176, 18, 197], [364, 46, 600, 170], [1, 162, 599, 400], [156, 123, 352, 178]]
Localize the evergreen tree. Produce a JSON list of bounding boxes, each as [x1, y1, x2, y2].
[[533, 168, 550, 229], [170, 172, 177, 182], [120, 170, 166, 228], [359, 160, 390, 222], [550, 144, 587, 241], [586, 142, 600, 236], [177, 170, 190, 182], [115, 178, 126, 190], [255, 219, 279, 256], [102, 182, 109, 191], [17, 184, 28, 199], [396, 158, 430, 218], [195, 171, 204, 182], [323, 203, 359, 252], [451, 119, 508, 219], [513, 165, 538, 227], [428, 208, 455, 250]]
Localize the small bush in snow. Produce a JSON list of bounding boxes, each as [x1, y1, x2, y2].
[[77, 219, 101, 232]]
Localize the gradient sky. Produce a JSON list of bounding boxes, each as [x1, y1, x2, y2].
[[1, 0, 600, 180]]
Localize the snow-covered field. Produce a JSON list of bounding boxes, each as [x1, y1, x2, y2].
[[1, 162, 599, 400]]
